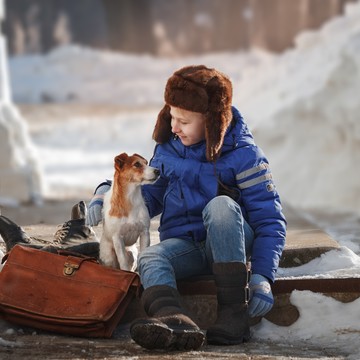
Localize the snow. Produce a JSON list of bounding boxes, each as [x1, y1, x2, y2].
[[28, 110, 159, 198], [2, 0, 360, 357], [9, 1, 360, 216], [277, 247, 360, 279], [253, 291, 360, 359]]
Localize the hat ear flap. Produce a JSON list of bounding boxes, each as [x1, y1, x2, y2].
[[152, 104, 172, 143], [204, 77, 233, 162], [205, 112, 227, 162]]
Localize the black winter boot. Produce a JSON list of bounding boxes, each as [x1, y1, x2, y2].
[[206, 262, 251, 345], [0, 215, 32, 252], [130, 285, 205, 351], [53, 201, 97, 245]]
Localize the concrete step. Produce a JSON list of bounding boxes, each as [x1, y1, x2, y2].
[[1, 200, 340, 264], [280, 204, 339, 267], [12, 203, 340, 269]]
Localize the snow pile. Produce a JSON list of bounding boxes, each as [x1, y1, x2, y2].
[[253, 291, 360, 359], [9, 45, 267, 107], [278, 246, 360, 278], [0, 28, 43, 205], [0, 102, 43, 205], [239, 1, 360, 215]]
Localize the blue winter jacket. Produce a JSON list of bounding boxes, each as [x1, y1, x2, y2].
[[142, 106, 286, 282]]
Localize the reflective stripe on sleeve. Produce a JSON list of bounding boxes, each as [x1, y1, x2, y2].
[[236, 163, 269, 181], [237, 173, 273, 190]]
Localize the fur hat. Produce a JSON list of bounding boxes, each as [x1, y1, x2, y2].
[[152, 65, 233, 162]]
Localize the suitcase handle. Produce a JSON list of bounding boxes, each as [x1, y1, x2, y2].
[[57, 249, 98, 260]]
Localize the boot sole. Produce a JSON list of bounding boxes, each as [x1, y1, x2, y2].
[[130, 320, 205, 351]]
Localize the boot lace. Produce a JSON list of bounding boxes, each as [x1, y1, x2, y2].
[[53, 222, 70, 244]]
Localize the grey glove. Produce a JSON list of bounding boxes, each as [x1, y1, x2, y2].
[[249, 274, 274, 317], [86, 181, 111, 226]]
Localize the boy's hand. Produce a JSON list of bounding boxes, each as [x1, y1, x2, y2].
[[249, 274, 274, 317], [86, 182, 111, 226]]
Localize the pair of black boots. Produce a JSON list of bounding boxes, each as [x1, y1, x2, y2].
[[130, 262, 250, 350], [0, 201, 99, 257]]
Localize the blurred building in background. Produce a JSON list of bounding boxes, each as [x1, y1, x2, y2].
[[2, 0, 356, 57]]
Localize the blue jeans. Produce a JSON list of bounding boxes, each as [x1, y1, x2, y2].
[[138, 196, 255, 289]]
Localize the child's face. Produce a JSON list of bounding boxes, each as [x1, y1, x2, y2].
[[170, 106, 206, 146]]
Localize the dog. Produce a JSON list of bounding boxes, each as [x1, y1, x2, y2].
[[100, 153, 160, 271]]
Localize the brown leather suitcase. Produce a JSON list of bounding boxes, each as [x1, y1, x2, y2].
[[0, 245, 140, 338]]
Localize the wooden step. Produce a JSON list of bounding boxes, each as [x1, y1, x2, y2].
[[120, 277, 360, 329]]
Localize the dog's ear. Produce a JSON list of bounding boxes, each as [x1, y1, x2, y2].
[[133, 153, 147, 164], [115, 153, 128, 168]]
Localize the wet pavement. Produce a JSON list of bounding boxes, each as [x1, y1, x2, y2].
[[0, 324, 348, 360]]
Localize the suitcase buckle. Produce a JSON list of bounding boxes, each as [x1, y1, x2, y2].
[[63, 262, 79, 276]]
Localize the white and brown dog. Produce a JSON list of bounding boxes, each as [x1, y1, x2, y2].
[[100, 153, 160, 271]]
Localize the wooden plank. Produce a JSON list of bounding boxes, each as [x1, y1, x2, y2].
[[177, 276, 360, 297]]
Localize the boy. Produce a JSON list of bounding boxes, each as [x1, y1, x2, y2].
[[88, 65, 286, 350]]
